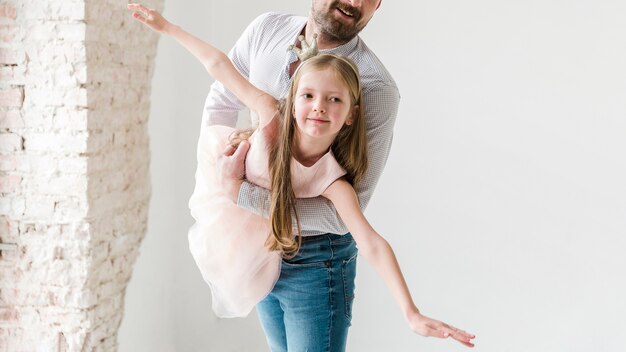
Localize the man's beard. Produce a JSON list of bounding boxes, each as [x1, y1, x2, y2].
[[312, 0, 366, 43]]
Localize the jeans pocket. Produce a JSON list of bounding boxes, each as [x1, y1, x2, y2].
[[341, 252, 358, 320], [281, 257, 330, 268]]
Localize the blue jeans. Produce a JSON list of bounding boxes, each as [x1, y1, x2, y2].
[[256, 233, 358, 352]]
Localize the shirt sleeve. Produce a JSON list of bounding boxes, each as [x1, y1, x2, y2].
[[201, 13, 271, 127], [237, 83, 401, 235]]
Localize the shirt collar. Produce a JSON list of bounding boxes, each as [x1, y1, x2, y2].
[[285, 23, 361, 78], [320, 35, 360, 56], [289, 21, 361, 59]]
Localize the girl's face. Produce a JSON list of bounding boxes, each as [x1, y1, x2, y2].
[[293, 68, 356, 143]]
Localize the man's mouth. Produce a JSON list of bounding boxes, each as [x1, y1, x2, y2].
[[338, 7, 354, 17], [335, 5, 359, 20]]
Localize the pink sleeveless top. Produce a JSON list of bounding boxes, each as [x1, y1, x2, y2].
[[245, 117, 347, 198]]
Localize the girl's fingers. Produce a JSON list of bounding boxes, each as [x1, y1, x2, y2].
[[457, 329, 475, 340], [127, 3, 152, 19], [131, 12, 146, 24], [446, 324, 474, 339], [420, 318, 476, 347], [127, 3, 147, 12], [435, 322, 475, 346], [448, 328, 476, 347]]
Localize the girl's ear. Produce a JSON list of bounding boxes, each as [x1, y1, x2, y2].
[[346, 105, 359, 125]]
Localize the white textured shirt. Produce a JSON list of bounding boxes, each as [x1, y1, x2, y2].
[[202, 12, 400, 236]]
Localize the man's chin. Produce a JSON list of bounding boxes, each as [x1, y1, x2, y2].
[[325, 27, 360, 42], [314, 12, 361, 42]]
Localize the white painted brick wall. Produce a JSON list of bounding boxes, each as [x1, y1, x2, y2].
[[1, 0, 163, 350]]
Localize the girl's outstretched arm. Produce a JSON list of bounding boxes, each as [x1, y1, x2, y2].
[[127, 3, 276, 127], [322, 179, 476, 348]]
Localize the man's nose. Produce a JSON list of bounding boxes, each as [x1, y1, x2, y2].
[[346, 0, 362, 7]]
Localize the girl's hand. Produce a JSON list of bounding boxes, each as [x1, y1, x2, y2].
[[127, 3, 171, 33], [407, 310, 476, 347]]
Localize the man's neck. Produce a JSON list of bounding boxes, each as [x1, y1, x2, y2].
[[303, 19, 350, 50]]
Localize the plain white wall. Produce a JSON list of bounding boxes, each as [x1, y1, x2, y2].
[[119, 1, 626, 351]]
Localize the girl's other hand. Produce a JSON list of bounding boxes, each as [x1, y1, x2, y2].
[[127, 3, 171, 33], [407, 310, 476, 347]]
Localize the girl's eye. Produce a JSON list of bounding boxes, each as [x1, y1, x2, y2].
[[330, 97, 342, 103], [302, 93, 313, 99]]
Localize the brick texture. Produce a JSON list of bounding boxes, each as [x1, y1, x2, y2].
[[0, 0, 162, 350]]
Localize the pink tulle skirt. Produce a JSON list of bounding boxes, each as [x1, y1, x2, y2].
[[188, 125, 281, 318]]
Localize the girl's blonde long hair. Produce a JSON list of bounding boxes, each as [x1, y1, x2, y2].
[[266, 54, 368, 258]]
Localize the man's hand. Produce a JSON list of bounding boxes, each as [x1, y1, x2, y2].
[[217, 140, 250, 203]]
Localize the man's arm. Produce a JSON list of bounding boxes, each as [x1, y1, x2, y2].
[[236, 84, 401, 235]]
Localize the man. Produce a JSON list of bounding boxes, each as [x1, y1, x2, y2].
[[202, 1, 399, 350], [205, 0, 399, 235]]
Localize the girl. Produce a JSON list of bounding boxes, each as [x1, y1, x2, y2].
[[128, 3, 475, 350]]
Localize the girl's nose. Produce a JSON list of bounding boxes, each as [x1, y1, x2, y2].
[[313, 100, 326, 113]]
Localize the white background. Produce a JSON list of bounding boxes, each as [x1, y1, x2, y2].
[[118, 1, 626, 351]]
